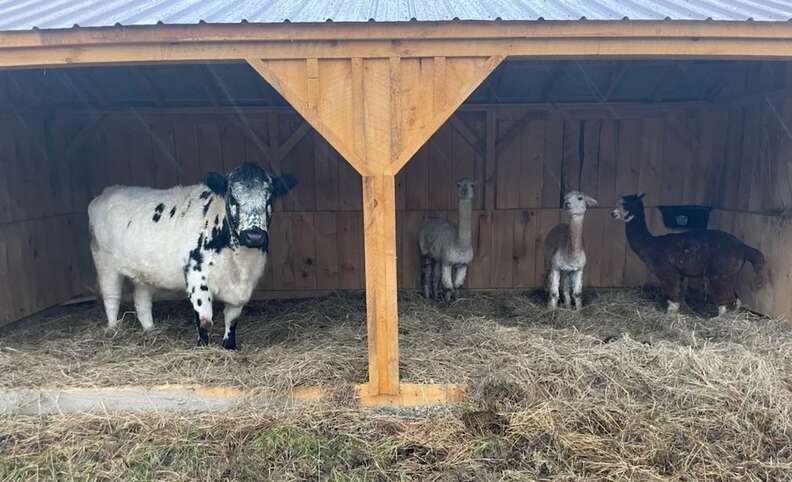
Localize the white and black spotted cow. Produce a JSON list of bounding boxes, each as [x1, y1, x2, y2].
[[88, 162, 296, 349]]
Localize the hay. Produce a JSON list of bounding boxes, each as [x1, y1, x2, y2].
[[1, 288, 791, 480]]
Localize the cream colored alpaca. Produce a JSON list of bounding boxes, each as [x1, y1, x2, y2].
[[544, 191, 597, 310]]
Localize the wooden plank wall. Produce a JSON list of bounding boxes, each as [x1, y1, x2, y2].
[[706, 64, 792, 319], [0, 114, 84, 325], [52, 106, 714, 302]]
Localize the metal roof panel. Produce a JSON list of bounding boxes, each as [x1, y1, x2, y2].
[[1, 0, 791, 31]]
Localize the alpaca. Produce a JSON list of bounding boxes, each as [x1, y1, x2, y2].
[[611, 194, 768, 315], [544, 191, 598, 310], [419, 178, 475, 302]]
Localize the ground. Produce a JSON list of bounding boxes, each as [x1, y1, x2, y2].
[[0, 289, 790, 481]]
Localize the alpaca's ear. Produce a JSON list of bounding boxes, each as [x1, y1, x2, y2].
[[585, 196, 598, 207]]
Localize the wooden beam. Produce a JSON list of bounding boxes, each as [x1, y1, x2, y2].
[[65, 112, 109, 157], [449, 115, 486, 158], [129, 67, 164, 106], [275, 120, 311, 162], [540, 60, 567, 101], [5, 34, 792, 69], [356, 383, 465, 407], [603, 62, 631, 101], [485, 109, 497, 210], [362, 174, 399, 396], [5, 21, 792, 49], [246, 57, 370, 175]]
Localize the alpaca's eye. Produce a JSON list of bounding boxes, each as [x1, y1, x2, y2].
[[578, 196, 583, 201]]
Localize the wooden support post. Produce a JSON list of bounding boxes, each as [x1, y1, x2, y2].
[[245, 54, 502, 403], [362, 173, 399, 396]]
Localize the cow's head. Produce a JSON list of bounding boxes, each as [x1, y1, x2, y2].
[[203, 162, 297, 250]]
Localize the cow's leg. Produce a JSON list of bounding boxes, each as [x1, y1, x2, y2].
[[571, 269, 584, 311], [193, 311, 209, 346], [96, 266, 123, 329], [440, 263, 454, 302], [421, 255, 433, 299], [222, 304, 243, 350], [132, 282, 155, 332], [547, 268, 560, 310], [186, 265, 214, 337]]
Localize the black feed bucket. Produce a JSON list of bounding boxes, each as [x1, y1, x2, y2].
[[657, 205, 712, 230]]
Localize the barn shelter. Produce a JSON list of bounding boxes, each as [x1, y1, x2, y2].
[[2, 1, 792, 406]]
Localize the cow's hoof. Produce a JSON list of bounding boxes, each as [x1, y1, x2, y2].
[[222, 338, 238, 350], [197, 337, 209, 347]]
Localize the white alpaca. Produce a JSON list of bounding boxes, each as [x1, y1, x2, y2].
[[544, 191, 597, 310], [419, 178, 475, 302]]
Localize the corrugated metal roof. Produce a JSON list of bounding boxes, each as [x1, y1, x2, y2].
[[0, 0, 791, 31]]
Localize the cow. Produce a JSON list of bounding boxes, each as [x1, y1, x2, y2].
[[88, 162, 297, 349]]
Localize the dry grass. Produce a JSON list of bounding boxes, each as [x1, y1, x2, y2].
[[1, 288, 791, 480]]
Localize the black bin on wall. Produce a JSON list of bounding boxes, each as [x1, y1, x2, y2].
[[657, 205, 712, 230]]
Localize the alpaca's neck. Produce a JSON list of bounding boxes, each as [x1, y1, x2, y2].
[[457, 198, 472, 246], [626, 210, 653, 256], [567, 213, 585, 255]]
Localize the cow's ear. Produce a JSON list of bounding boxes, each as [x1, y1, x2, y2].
[[203, 172, 228, 196], [272, 175, 297, 197]]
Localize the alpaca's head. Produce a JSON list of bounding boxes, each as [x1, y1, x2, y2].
[[456, 178, 476, 201], [563, 191, 597, 215], [611, 193, 645, 222]]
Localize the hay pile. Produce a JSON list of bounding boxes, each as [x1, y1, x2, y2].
[[1, 289, 791, 480]]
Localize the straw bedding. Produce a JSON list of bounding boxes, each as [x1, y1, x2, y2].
[[0, 288, 790, 480]]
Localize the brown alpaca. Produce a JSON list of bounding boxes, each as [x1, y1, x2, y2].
[[611, 194, 767, 315]]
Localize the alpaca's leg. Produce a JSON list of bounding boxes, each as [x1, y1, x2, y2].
[[733, 297, 742, 312], [452, 264, 468, 300], [571, 269, 583, 311], [421, 255, 433, 299], [660, 272, 683, 314], [430, 260, 442, 300], [547, 268, 560, 310], [441, 263, 454, 302], [561, 273, 572, 309], [709, 276, 736, 317]]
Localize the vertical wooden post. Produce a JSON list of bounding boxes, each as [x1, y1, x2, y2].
[[362, 173, 399, 396]]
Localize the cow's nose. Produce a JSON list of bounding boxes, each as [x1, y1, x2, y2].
[[240, 228, 268, 248]]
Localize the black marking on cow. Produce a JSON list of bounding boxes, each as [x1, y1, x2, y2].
[[152, 203, 165, 223], [181, 199, 192, 217], [169, 206, 176, 218], [194, 311, 209, 346], [203, 198, 213, 216], [200, 190, 212, 200], [197, 299, 203, 307], [214, 215, 219, 226], [201, 275, 206, 281], [126, 220, 132, 229], [200, 285, 208, 291], [204, 218, 232, 253], [189, 234, 205, 272], [209, 261, 214, 266], [191, 287, 195, 294]]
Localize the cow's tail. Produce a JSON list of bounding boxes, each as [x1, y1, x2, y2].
[[744, 245, 768, 291]]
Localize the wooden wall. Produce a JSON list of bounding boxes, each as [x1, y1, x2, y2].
[[52, 105, 718, 301], [0, 114, 84, 325], [705, 66, 792, 318]]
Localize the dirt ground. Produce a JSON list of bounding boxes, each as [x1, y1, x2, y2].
[[0, 288, 790, 481]]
